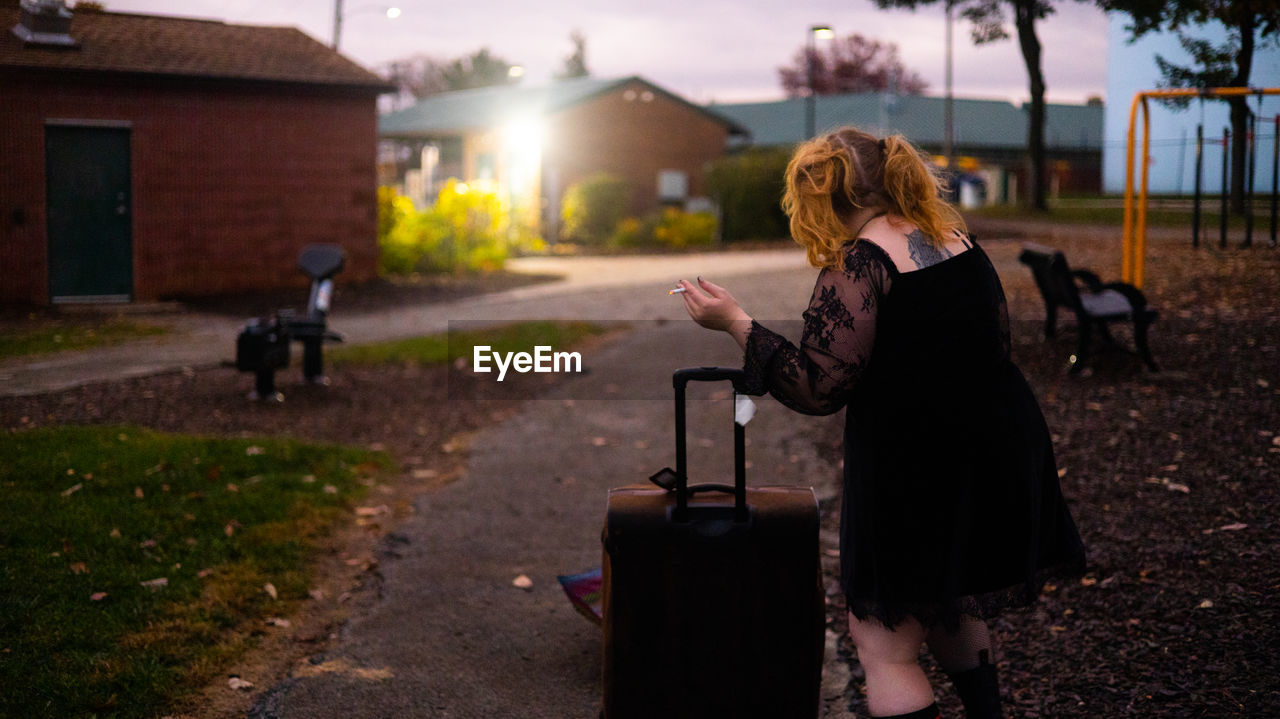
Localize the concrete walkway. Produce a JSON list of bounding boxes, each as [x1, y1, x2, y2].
[[3, 248, 863, 717], [0, 249, 806, 397]]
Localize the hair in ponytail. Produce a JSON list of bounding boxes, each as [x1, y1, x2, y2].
[[781, 127, 966, 270]]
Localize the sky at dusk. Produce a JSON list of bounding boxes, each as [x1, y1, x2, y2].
[[99, 0, 1111, 106]]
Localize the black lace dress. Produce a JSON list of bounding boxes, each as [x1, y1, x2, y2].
[[743, 239, 1086, 629]]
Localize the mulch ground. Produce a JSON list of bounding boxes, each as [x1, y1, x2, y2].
[[2, 222, 1278, 717]]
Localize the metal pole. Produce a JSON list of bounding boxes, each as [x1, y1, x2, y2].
[[1271, 115, 1278, 249], [1221, 128, 1230, 250], [944, 1, 954, 172], [1193, 123, 1203, 248], [805, 31, 816, 140], [332, 0, 344, 50], [1244, 112, 1256, 248]]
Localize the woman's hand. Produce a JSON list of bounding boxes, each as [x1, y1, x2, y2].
[[676, 277, 753, 348]]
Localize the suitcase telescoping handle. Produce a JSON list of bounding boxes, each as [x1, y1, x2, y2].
[[671, 367, 748, 524]]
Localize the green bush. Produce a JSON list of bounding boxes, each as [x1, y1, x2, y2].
[[378, 181, 542, 275], [705, 148, 792, 243], [560, 173, 630, 244], [608, 208, 718, 249]]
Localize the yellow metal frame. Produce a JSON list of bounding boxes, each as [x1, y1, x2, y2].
[[1123, 87, 1280, 287]]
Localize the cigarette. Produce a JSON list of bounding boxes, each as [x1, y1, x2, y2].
[[668, 287, 687, 294]]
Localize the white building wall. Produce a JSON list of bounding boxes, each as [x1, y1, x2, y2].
[[1103, 14, 1280, 195]]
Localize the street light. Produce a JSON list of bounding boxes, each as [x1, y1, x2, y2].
[[805, 25, 834, 140], [332, 0, 401, 51], [944, 1, 955, 173]]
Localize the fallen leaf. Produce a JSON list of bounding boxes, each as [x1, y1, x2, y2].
[[265, 617, 291, 628], [1080, 576, 1098, 587], [512, 574, 534, 590], [355, 505, 388, 517], [1165, 482, 1190, 494], [1197, 599, 1214, 609], [139, 539, 157, 548], [591, 437, 608, 447], [1057, 467, 1068, 478], [308, 589, 325, 601], [225, 483, 239, 493], [69, 562, 88, 574], [61, 483, 83, 497], [1258, 378, 1271, 389], [197, 569, 214, 578], [245, 446, 265, 456], [1219, 523, 1248, 532], [264, 582, 278, 600], [323, 485, 338, 494], [134, 486, 145, 498], [1085, 402, 1103, 411], [90, 592, 108, 601], [224, 520, 241, 537], [411, 469, 436, 480], [227, 677, 254, 691], [301, 474, 316, 483], [109, 528, 121, 538], [140, 577, 168, 591], [1160, 465, 1179, 473]]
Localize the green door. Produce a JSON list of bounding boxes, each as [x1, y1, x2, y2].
[[46, 125, 133, 302]]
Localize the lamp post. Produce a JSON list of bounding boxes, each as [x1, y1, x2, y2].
[[943, 1, 955, 173], [805, 25, 834, 140], [332, 0, 401, 51]]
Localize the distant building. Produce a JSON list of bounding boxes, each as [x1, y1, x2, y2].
[[711, 92, 1105, 204], [378, 76, 746, 238], [1102, 13, 1280, 195], [0, 0, 392, 306]]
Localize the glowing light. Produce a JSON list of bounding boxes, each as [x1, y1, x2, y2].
[[385, 7, 401, 18], [812, 25, 835, 40], [508, 65, 525, 79], [455, 182, 470, 194], [501, 120, 544, 197]]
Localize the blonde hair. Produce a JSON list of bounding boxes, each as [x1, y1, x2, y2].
[[781, 127, 966, 270]]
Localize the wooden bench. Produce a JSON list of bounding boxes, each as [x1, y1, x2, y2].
[[1017, 243, 1159, 373]]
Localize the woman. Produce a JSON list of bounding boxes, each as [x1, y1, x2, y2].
[[676, 127, 1085, 719]]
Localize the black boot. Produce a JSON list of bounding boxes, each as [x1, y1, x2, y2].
[[947, 650, 1002, 719]]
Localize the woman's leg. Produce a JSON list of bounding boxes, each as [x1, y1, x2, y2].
[[847, 612, 937, 717], [926, 617, 1002, 718]]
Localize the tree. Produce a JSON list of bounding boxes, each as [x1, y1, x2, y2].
[[1102, 1, 1280, 214], [380, 48, 520, 103], [778, 33, 929, 97], [873, 0, 1069, 211], [556, 30, 590, 80], [442, 48, 519, 92]]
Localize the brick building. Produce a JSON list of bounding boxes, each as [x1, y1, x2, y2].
[[379, 76, 746, 238], [0, 1, 392, 306]]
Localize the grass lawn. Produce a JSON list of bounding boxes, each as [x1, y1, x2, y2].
[[0, 426, 389, 719], [326, 319, 611, 366], [0, 317, 168, 362]]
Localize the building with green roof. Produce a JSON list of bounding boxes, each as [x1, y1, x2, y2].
[[710, 92, 1104, 203], [379, 75, 745, 237]]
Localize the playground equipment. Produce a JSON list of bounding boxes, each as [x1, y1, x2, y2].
[[235, 244, 346, 401], [1122, 87, 1280, 287]]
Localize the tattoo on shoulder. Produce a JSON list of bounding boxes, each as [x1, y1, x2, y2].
[[905, 229, 952, 269]]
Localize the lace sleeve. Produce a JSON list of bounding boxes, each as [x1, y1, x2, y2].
[[741, 242, 893, 415]]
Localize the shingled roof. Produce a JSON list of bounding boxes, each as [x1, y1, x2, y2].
[[380, 75, 747, 138], [0, 4, 391, 90], [711, 93, 1103, 151]]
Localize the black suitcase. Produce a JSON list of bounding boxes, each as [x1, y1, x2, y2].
[[601, 367, 825, 719]]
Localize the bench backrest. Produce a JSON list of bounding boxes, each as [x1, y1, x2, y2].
[[1017, 243, 1083, 311]]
